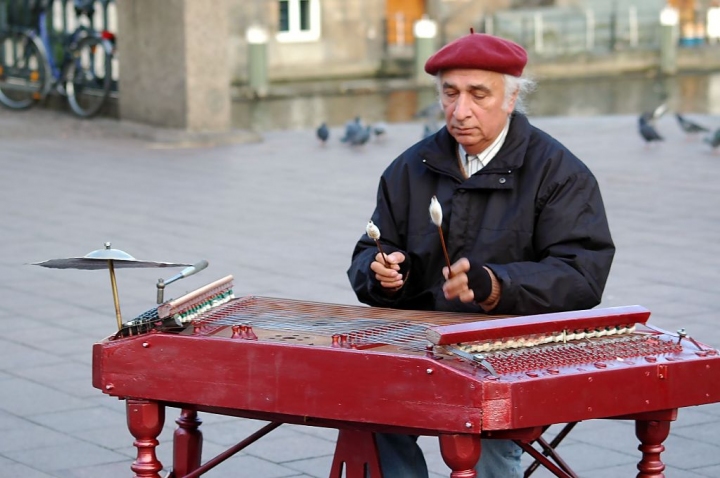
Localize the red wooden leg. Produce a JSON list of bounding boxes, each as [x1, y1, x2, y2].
[[439, 434, 481, 478], [126, 399, 166, 478], [173, 409, 203, 477], [635, 419, 671, 478], [329, 430, 383, 478]]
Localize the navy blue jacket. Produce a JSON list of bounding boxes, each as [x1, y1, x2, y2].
[[347, 113, 615, 316]]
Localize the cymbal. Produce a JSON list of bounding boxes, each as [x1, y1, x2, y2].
[[32, 244, 192, 270]]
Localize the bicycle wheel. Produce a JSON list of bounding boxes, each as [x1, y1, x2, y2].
[[0, 31, 48, 110], [66, 35, 112, 118]]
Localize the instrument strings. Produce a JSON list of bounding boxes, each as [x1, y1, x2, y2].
[[193, 297, 441, 349], [214, 313, 432, 348]]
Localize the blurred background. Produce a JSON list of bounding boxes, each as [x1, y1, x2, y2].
[[2, 0, 720, 131]]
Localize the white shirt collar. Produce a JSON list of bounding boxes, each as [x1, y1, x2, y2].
[[458, 117, 511, 176]]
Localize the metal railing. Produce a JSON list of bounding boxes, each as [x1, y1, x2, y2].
[[380, 6, 673, 60], [1, 0, 116, 45], [1, 0, 118, 85], [485, 5, 715, 57]]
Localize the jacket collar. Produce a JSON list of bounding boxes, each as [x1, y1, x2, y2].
[[420, 113, 531, 176]]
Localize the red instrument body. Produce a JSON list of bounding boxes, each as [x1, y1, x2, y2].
[[92, 295, 720, 478]]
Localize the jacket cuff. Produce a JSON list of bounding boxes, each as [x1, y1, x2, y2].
[[478, 266, 502, 311]]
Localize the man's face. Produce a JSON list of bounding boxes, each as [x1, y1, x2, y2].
[[439, 69, 517, 155]]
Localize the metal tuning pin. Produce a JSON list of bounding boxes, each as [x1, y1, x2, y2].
[[676, 328, 706, 351], [676, 328, 687, 345]]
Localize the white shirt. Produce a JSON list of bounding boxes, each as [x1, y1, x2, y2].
[[458, 118, 511, 177]]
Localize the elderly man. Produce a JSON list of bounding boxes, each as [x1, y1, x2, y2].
[[346, 30, 615, 477]]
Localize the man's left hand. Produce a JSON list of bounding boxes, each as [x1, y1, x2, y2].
[[442, 258, 492, 303]]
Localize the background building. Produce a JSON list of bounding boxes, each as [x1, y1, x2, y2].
[[228, 0, 716, 86]]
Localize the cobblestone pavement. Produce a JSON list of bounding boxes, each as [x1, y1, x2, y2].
[[2, 107, 720, 477]]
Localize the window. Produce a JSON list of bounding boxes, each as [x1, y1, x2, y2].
[[277, 0, 321, 42]]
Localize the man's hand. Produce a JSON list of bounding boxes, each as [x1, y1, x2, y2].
[[370, 251, 407, 291], [442, 258, 492, 303]]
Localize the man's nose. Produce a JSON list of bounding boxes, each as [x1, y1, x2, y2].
[[453, 94, 471, 120]]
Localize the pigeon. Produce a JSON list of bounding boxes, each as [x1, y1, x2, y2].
[[422, 123, 435, 139], [676, 113, 710, 135], [414, 102, 443, 121], [638, 114, 663, 145], [704, 128, 720, 153], [316, 122, 329, 144], [372, 122, 387, 140], [422, 119, 441, 139], [341, 116, 362, 143], [650, 102, 669, 121], [349, 125, 372, 146]]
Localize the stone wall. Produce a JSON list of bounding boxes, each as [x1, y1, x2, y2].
[[228, 0, 386, 83]]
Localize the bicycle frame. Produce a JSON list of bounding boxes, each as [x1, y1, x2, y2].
[[37, 9, 58, 80], [37, 9, 102, 92], [0, 0, 116, 116]]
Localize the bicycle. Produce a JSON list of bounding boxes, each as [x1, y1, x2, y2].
[[0, 0, 115, 117]]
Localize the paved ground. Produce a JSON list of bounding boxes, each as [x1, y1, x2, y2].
[[2, 107, 720, 478]]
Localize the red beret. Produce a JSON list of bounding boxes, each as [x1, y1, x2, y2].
[[424, 32, 527, 77]]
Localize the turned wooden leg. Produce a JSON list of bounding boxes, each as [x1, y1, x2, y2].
[[127, 399, 165, 478], [635, 419, 671, 478], [439, 434, 481, 478], [173, 409, 203, 477]]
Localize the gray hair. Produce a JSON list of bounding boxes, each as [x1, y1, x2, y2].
[[502, 74, 536, 114], [433, 73, 537, 114]]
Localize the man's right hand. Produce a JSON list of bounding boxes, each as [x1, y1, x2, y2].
[[370, 251, 407, 291]]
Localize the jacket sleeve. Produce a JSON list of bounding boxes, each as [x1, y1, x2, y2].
[[347, 177, 402, 307], [346, 169, 428, 309], [488, 170, 615, 315]]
